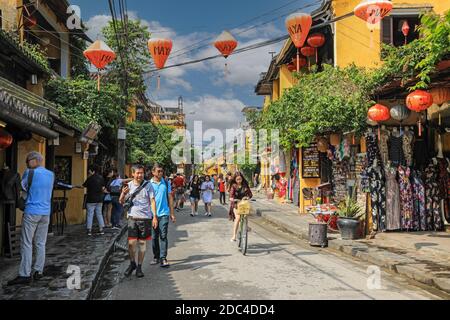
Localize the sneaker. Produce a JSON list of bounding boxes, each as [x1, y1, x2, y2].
[[136, 266, 144, 278], [124, 262, 137, 277], [160, 259, 170, 268], [32, 271, 43, 281], [190, 212, 194, 217], [204, 212, 209, 216], [208, 213, 212, 217], [98, 228, 105, 235], [150, 258, 160, 265], [7, 276, 31, 286], [230, 238, 236, 242], [195, 212, 199, 216], [87, 229, 92, 236]]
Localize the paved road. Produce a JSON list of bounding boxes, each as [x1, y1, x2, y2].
[[109, 200, 442, 300]]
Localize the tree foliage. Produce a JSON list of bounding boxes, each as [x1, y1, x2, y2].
[[126, 122, 178, 172]]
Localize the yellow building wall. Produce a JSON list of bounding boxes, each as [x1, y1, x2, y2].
[[54, 136, 88, 225], [0, 0, 20, 30], [333, 0, 448, 68]]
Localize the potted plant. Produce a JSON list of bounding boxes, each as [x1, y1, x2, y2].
[[337, 195, 364, 240]]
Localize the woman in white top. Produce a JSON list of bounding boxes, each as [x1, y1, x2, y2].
[[201, 175, 214, 217]]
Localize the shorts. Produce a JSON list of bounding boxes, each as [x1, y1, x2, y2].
[[174, 188, 184, 201], [190, 196, 199, 202], [127, 219, 152, 241]]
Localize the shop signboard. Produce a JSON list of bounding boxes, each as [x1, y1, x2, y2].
[[302, 143, 320, 178]]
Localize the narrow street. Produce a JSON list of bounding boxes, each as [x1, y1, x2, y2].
[[104, 199, 443, 300]]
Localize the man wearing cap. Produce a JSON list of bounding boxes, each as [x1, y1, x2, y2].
[[8, 152, 55, 286]]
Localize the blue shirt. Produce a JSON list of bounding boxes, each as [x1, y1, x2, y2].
[[22, 167, 54, 215], [150, 178, 171, 217]]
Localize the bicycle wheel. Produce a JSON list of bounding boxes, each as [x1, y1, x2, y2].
[[241, 217, 248, 255], [237, 219, 242, 250]]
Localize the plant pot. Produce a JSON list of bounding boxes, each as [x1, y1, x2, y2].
[[337, 217, 361, 240], [308, 222, 328, 247]]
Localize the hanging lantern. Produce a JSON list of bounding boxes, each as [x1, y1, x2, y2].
[[301, 46, 315, 70], [354, 0, 393, 25], [285, 12, 312, 72], [367, 117, 378, 126], [148, 38, 173, 89], [368, 103, 390, 140], [330, 133, 341, 146], [0, 129, 13, 149], [406, 90, 433, 136], [430, 87, 450, 106], [390, 104, 411, 122], [84, 40, 116, 91], [402, 20, 410, 45], [287, 57, 306, 72], [214, 31, 238, 74], [307, 33, 326, 64], [317, 137, 329, 153]]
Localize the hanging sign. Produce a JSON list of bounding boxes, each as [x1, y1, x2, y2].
[[302, 143, 321, 178]]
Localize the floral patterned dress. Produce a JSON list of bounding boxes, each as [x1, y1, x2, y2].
[[366, 132, 382, 168], [403, 131, 414, 167], [378, 130, 390, 167], [385, 166, 401, 231], [398, 166, 414, 231], [411, 170, 426, 231], [424, 162, 444, 231], [367, 165, 386, 232]]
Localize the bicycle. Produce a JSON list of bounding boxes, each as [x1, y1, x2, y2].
[[234, 198, 252, 255]]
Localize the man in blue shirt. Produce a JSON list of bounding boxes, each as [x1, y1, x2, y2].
[[8, 152, 54, 286], [150, 163, 176, 268]]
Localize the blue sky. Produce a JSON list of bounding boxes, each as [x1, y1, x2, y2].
[[73, 0, 323, 135]]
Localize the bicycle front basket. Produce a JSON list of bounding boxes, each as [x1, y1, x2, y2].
[[237, 200, 252, 215]]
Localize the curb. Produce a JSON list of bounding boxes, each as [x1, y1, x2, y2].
[[258, 212, 450, 295], [87, 225, 127, 300]]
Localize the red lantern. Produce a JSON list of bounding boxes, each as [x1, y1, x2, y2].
[[307, 33, 326, 64], [148, 38, 173, 89], [406, 90, 433, 112], [214, 31, 238, 58], [402, 20, 410, 45], [84, 40, 116, 91], [287, 57, 306, 72], [368, 103, 390, 140], [0, 129, 13, 149], [430, 87, 450, 106], [354, 0, 393, 25], [301, 46, 315, 70], [368, 104, 390, 122], [285, 12, 312, 72], [406, 90, 433, 136]]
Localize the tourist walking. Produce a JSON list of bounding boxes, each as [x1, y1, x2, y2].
[[150, 164, 176, 268], [8, 152, 54, 285], [102, 169, 114, 228], [201, 175, 214, 216], [218, 173, 227, 205], [83, 165, 106, 236], [120, 165, 157, 278], [188, 175, 201, 217]]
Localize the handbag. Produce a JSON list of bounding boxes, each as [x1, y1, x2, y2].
[[17, 169, 34, 211]]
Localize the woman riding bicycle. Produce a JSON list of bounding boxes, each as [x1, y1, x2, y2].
[[229, 172, 253, 242]]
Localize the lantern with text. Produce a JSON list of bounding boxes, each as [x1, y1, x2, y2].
[[148, 38, 173, 89], [301, 46, 315, 70], [0, 129, 13, 149], [84, 40, 116, 91], [285, 12, 312, 72], [214, 31, 238, 74], [307, 33, 326, 64], [368, 104, 390, 140], [406, 90, 433, 136], [354, 0, 393, 47], [402, 20, 410, 45]]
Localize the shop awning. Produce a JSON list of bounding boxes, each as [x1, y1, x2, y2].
[[0, 76, 59, 139]]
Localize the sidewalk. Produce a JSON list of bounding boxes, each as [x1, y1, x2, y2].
[[251, 190, 450, 295], [0, 224, 125, 300]]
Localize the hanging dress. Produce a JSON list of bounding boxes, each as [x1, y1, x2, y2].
[[411, 170, 426, 231], [389, 134, 405, 167], [398, 166, 414, 231], [365, 131, 382, 168], [424, 162, 444, 231], [403, 130, 414, 167], [367, 165, 386, 232], [385, 166, 401, 231], [437, 158, 449, 223], [378, 129, 390, 167]]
